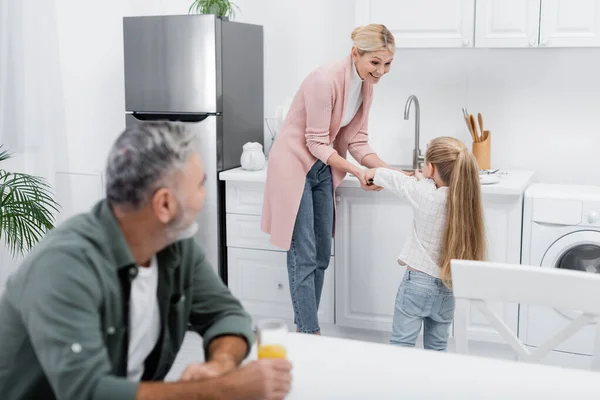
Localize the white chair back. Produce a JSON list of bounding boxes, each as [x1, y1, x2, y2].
[[451, 259, 600, 370]]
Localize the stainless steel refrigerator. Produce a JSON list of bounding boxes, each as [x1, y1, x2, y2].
[[123, 15, 263, 282]]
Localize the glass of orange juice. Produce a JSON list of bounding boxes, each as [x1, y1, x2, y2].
[[256, 319, 287, 359]]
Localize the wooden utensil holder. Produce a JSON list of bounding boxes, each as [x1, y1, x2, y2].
[[472, 130, 490, 170]]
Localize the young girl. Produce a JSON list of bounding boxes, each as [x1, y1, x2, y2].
[[365, 136, 486, 351]]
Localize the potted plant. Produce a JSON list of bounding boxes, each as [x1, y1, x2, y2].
[[0, 146, 60, 257], [188, 0, 240, 20]]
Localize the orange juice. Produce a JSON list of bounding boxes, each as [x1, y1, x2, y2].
[[258, 344, 287, 359]]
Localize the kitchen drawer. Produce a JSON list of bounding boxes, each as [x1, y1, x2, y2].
[[225, 181, 265, 216], [227, 248, 334, 324], [227, 214, 334, 255]]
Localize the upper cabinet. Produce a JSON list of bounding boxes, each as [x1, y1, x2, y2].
[[355, 0, 476, 48], [540, 0, 600, 47], [475, 0, 541, 48], [357, 0, 600, 48], [476, 0, 600, 47]]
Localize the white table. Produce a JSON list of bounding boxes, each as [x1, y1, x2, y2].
[[276, 333, 600, 399]]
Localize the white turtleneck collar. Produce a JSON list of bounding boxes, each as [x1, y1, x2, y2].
[[340, 60, 364, 128], [351, 61, 363, 86]]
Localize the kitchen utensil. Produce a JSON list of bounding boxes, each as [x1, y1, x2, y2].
[[469, 114, 480, 142], [477, 113, 484, 139], [461, 108, 476, 141], [479, 169, 499, 175], [465, 115, 478, 143]]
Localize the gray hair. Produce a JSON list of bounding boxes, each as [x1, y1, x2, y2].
[[105, 121, 197, 209]]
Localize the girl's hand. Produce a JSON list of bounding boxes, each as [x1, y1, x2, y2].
[[414, 169, 424, 181]]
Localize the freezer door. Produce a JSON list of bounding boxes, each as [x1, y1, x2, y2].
[[125, 114, 221, 275], [123, 15, 220, 113]]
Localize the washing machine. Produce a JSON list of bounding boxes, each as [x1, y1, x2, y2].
[[520, 183, 600, 369]]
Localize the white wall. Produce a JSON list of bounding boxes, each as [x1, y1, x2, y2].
[[53, 0, 600, 185], [54, 0, 191, 176], [365, 48, 600, 185]]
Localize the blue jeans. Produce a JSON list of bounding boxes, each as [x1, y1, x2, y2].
[[390, 269, 455, 351], [287, 160, 334, 333]]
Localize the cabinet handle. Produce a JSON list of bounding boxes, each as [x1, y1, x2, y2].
[[529, 39, 536, 47], [541, 39, 548, 46], [276, 283, 284, 290], [462, 39, 470, 47], [335, 196, 341, 202]]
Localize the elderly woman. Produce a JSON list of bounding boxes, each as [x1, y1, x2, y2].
[[262, 24, 396, 334]]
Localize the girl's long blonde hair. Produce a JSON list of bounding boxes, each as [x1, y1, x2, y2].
[[425, 137, 486, 287]]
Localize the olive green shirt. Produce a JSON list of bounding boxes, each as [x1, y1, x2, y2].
[[0, 200, 254, 400]]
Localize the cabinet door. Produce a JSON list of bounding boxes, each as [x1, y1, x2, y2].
[[226, 214, 334, 255], [334, 188, 412, 331], [227, 248, 335, 324], [540, 0, 600, 47], [464, 195, 523, 343], [355, 0, 475, 48], [475, 0, 541, 48]]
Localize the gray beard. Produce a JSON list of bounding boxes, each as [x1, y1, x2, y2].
[[166, 220, 198, 244]]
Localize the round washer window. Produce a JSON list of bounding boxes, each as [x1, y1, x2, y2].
[[556, 244, 600, 274], [541, 231, 600, 320]]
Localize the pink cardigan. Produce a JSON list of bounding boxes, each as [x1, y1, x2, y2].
[[261, 55, 376, 250]]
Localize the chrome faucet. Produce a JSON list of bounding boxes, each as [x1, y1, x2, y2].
[[404, 94, 425, 170]]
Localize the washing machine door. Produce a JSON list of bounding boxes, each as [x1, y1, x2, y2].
[[541, 230, 600, 319]]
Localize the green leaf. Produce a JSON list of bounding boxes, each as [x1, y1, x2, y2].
[[188, 0, 239, 18], [0, 166, 60, 257], [0, 146, 11, 163]]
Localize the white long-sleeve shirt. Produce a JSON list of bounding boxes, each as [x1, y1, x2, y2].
[[373, 168, 448, 278]]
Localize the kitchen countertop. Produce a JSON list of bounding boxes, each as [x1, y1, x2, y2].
[[219, 164, 535, 196]]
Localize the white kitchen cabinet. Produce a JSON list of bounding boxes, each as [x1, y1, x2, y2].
[[221, 168, 534, 345], [475, 0, 542, 48], [476, 0, 600, 47], [334, 188, 412, 331], [224, 179, 334, 326], [355, 0, 476, 48], [226, 213, 334, 255], [334, 188, 524, 343], [540, 0, 600, 47], [227, 248, 335, 324], [225, 181, 265, 216], [465, 194, 523, 343]]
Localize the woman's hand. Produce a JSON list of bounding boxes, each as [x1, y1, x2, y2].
[[364, 168, 376, 183], [356, 168, 382, 191]]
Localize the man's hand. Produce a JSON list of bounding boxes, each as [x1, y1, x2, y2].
[[226, 359, 293, 400], [138, 358, 292, 400], [179, 356, 236, 381], [180, 334, 248, 382]]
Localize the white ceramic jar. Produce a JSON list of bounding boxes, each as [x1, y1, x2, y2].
[[240, 142, 266, 171]]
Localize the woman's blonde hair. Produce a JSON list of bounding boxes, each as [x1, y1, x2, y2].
[[425, 137, 486, 287], [351, 24, 395, 55]]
